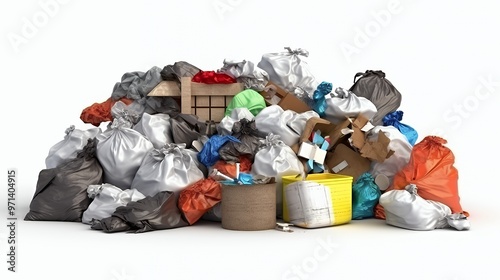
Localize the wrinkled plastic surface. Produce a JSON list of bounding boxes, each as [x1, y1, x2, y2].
[[96, 116, 154, 190], [82, 183, 146, 224], [197, 135, 240, 168], [219, 59, 269, 91], [192, 70, 236, 84], [255, 105, 319, 147], [383, 111, 418, 145], [352, 173, 381, 219], [217, 107, 255, 135], [322, 87, 378, 124], [111, 66, 163, 102], [392, 136, 465, 215], [349, 70, 402, 126], [131, 144, 205, 198], [45, 125, 102, 169], [133, 112, 173, 149], [80, 97, 134, 127], [218, 119, 266, 162], [25, 139, 103, 222], [257, 47, 319, 97], [178, 178, 222, 225], [91, 191, 188, 233], [380, 184, 452, 230], [225, 89, 266, 117]]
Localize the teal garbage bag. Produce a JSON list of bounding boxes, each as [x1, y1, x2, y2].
[[352, 173, 381, 219]]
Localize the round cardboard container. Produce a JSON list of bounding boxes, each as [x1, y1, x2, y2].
[[221, 183, 276, 231]]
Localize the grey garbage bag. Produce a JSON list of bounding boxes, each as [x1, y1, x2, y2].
[[45, 125, 102, 169], [219, 59, 269, 91], [90, 191, 188, 233], [25, 138, 103, 222], [81, 183, 146, 225], [349, 70, 402, 126], [170, 114, 208, 149], [111, 66, 163, 102], [218, 118, 267, 162]]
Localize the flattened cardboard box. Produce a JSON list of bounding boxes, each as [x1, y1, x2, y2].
[[291, 117, 336, 154], [259, 82, 312, 113], [325, 143, 371, 182]]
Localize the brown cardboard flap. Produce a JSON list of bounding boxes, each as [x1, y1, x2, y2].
[[259, 82, 311, 113], [291, 117, 336, 154], [358, 132, 395, 162], [325, 144, 371, 182]]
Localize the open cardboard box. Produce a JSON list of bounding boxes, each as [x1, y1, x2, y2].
[[259, 81, 312, 113]]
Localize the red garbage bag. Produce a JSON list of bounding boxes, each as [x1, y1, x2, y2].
[[192, 70, 236, 84], [212, 155, 252, 179], [178, 178, 222, 225], [391, 136, 467, 215], [80, 97, 134, 127]]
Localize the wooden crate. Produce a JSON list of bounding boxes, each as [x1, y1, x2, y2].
[[147, 77, 244, 122]]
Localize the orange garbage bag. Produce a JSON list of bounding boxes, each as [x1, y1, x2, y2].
[[391, 136, 467, 215], [178, 178, 222, 225], [80, 97, 134, 127], [212, 155, 252, 179]]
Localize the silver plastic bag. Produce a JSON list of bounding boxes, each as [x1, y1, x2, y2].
[[45, 125, 102, 169], [217, 107, 255, 136], [254, 105, 319, 147], [323, 87, 378, 124], [96, 113, 154, 190], [133, 112, 173, 149], [131, 144, 205, 198], [257, 47, 319, 97], [252, 134, 305, 217], [380, 184, 452, 231], [82, 183, 146, 224]]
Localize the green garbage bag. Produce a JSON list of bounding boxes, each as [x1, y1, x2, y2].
[[225, 89, 266, 117]]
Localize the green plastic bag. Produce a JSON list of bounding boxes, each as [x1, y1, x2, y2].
[[225, 89, 266, 116]]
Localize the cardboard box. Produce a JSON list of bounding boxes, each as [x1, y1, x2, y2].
[[147, 80, 181, 97], [325, 143, 371, 182], [291, 117, 336, 154], [328, 114, 394, 162], [259, 82, 312, 113]]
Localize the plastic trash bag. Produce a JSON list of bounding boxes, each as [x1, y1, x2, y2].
[[380, 184, 454, 231], [170, 114, 208, 149], [178, 178, 222, 225], [257, 47, 319, 97], [133, 112, 173, 149], [225, 89, 266, 117], [96, 106, 154, 190], [252, 134, 305, 217], [143, 96, 180, 116], [219, 59, 269, 91], [25, 138, 103, 222], [90, 190, 188, 233], [211, 155, 252, 179], [392, 136, 466, 215], [192, 70, 236, 84], [218, 118, 266, 162], [161, 61, 201, 81], [320, 87, 378, 124], [349, 70, 402, 126], [352, 173, 381, 220], [382, 110, 418, 146], [255, 105, 319, 147], [131, 144, 205, 198], [111, 66, 163, 102], [45, 125, 102, 169], [80, 97, 134, 127], [197, 134, 240, 168], [217, 107, 255, 136], [82, 183, 146, 224]]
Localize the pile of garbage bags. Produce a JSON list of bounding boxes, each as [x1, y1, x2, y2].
[[25, 47, 470, 232]]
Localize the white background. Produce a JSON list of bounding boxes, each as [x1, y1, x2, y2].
[[1, 0, 499, 279]]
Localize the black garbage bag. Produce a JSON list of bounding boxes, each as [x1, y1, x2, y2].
[[170, 114, 209, 149], [349, 70, 402, 126], [218, 118, 266, 162], [90, 191, 188, 233], [143, 96, 180, 116], [25, 138, 103, 222], [160, 61, 201, 82]]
